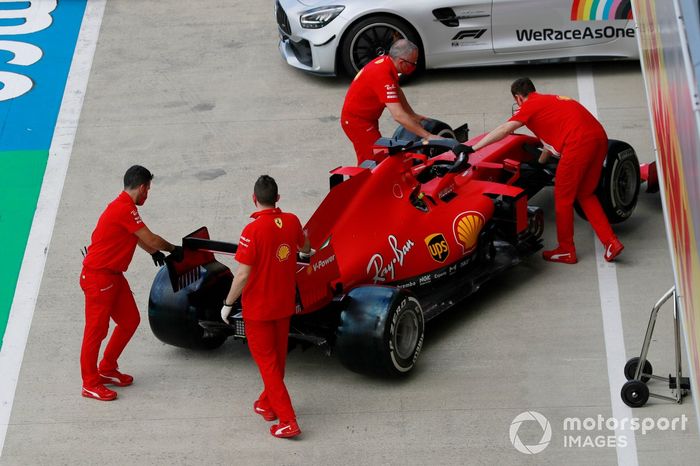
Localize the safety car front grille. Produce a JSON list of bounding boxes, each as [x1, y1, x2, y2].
[[276, 1, 291, 35]]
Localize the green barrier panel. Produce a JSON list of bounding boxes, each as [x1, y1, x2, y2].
[[0, 150, 48, 346]]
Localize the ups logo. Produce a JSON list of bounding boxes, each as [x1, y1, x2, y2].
[[424, 233, 450, 263]]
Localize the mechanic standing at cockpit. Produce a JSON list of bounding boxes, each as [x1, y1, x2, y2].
[[470, 77, 624, 264], [221, 175, 311, 439], [341, 39, 439, 164]]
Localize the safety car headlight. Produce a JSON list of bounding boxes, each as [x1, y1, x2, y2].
[[300, 6, 344, 29]]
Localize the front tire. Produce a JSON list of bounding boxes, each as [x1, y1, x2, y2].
[[575, 140, 640, 224], [392, 118, 456, 142], [335, 286, 424, 376], [340, 15, 421, 77]]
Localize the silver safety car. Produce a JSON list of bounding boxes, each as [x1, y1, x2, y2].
[[275, 0, 638, 76]]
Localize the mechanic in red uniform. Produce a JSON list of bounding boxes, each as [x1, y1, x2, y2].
[[340, 39, 439, 164], [470, 77, 624, 264], [80, 165, 182, 401], [220, 175, 310, 438]]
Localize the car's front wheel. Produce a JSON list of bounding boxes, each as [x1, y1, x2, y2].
[[335, 286, 424, 376], [574, 139, 640, 224], [339, 15, 421, 77]]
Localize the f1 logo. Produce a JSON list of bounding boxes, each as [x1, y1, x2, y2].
[[452, 29, 487, 40]]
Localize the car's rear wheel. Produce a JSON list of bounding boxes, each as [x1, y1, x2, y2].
[[148, 263, 230, 350], [340, 15, 421, 77], [335, 286, 424, 376]]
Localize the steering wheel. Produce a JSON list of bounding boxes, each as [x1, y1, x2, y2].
[[429, 145, 472, 177]]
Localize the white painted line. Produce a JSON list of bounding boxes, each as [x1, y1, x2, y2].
[[0, 0, 106, 458], [577, 65, 639, 466]]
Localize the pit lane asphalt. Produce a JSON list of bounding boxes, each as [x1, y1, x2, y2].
[[2, 2, 699, 465]]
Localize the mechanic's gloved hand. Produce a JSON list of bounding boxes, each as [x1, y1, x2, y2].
[[151, 251, 166, 267], [221, 303, 233, 324], [169, 245, 184, 262], [463, 145, 475, 154]]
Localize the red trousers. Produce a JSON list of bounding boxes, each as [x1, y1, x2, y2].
[[554, 137, 615, 251], [79, 268, 140, 387], [341, 115, 381, 165], [245, 317, 295, 422]]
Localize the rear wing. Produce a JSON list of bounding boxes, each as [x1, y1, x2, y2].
[[165, 226, 237, 292]]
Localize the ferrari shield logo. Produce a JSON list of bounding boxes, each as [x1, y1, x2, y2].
[[274, 218, 283, 228], [424, 233, 449, 263], [276, 243, 291, 262], [453, 212, 484, 255]]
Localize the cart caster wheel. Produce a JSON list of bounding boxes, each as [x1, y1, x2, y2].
[[624, 357, 653, 383], [621, 380, 650, 408]]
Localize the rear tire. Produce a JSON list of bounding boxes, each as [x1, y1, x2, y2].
[[148, 263, 230, 350], [335, 286, 424, 376]]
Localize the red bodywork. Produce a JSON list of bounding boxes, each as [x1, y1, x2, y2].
[[295, 133, 539, 314]]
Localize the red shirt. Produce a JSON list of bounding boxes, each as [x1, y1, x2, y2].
[[341, 56, 401, 124], [83, 191, 145, 272], [235, 208, 305, 321], [509, 92, 606, 154]]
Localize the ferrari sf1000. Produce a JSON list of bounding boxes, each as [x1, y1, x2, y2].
[[149, 120, 646, 376]]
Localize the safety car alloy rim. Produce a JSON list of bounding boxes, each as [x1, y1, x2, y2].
[[394, 309, 420, 360], [612, 158, 637, 208], [350, 23, 408, 72]]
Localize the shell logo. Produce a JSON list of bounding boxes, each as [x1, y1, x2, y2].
[[452, 211, 484, 255], [276, 243, 291, 262]]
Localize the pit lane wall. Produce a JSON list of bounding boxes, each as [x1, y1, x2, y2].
[[631, 0, 700, 424], [0, 1, 87, 347]]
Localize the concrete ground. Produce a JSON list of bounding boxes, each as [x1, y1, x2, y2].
[[2, 1, 699, 465]]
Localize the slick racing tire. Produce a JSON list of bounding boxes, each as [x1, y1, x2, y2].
[[148, 262, 230, 350], [336, 286, 424, 377], [340, 15, 422, 77], [575, 140, 640, 224], [392, 118, 456, 142]]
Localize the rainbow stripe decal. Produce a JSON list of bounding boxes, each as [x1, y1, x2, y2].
[[571, 0, 633, 20]]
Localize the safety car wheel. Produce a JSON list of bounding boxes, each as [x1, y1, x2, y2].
[[340, 15, 422, 77], [621, 380, 650, 408], [148, 263, 230, 350], [575, 140, 640, 224], [624, 357, 653, 383], [335, 286, 424, 376]]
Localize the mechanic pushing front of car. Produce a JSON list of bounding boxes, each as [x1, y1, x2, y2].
[[221, 175, 311, 439], [340, 39, 440, 164], [470, 78, 624, 264], [79, 165, 183, 401]]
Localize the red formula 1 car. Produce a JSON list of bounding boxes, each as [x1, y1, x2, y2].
[[148, 120, 648, 376]]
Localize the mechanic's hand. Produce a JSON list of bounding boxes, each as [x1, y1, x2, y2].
[[221, 303, 233, 324], [169, 245, 184, 262], [151, 251, 166, 267], [462, 145, 475, 154]]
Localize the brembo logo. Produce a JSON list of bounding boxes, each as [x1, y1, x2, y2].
[[452, 29, 487, 40], [424, 233, 449, 263]]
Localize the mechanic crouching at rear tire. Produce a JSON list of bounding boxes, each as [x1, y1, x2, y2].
[[220, 175, 311, 439], [470, 77, 624, 264], [340, 39, 440, 165]]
